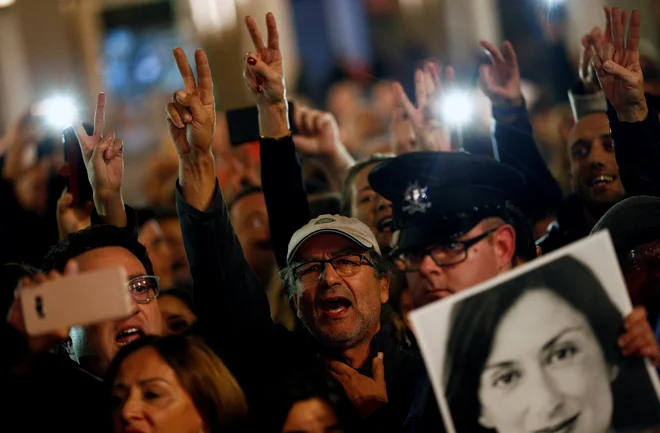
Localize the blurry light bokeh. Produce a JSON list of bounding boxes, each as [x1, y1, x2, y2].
[[439, 90, 475, 127], [34, 96, 78, 129], [189, 0, 238, 34]]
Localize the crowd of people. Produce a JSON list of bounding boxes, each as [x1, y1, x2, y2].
[[2, 5, 660, 432]]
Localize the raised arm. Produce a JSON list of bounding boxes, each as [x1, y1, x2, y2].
[[166, 47, 272, 338], [591, 8, 660, 196], [480, 40, 565, 218], [73, 93, 127, 228], [243, 13, 311, 268]]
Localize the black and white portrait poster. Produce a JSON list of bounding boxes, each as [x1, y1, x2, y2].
[[410, 231, 660, 433]]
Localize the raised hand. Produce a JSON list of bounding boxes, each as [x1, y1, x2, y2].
[[167, 48, 216, 211], [479, 40, 523, 109], [618, 306, 660, 365], [292, 105, 354, 189], [292, 106, 342, 157], [73, 93, 122, 199], [1, 110, 42, 181], [328, 353, 388, 418], [166, 48, 216, 157], [56, 188, 93, 240], [591, 8, 647, 122], [243, 13, 285, 106], [7, 260, 79, 357], [243, 12, 289, 139], [73, 93, 126, 227], [393, 62, 453, 151]]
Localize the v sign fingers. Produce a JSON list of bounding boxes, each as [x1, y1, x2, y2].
[[611, 7, 625, 54], [243, 13, 285, 106], [74, 92, 106, 161], [72, 93, 123, 202], [593, 9, 647, 123], [169, 48, 216, 157], [169, 47, 216, 212]]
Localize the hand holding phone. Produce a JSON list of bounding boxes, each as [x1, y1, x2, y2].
[[19, 266, 132, 336], [7, 260, 76, 356], [7, 262, 133, 361]]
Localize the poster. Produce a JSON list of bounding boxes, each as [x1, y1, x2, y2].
[[410, 231, 660, 433]]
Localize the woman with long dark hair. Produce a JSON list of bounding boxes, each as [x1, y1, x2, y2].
[[444, 256, 660, 433]]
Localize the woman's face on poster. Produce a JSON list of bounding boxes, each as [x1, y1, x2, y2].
[[476, 289, 616, 433]]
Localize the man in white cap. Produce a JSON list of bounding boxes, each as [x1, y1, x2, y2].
[[280, 214, 422, 428]]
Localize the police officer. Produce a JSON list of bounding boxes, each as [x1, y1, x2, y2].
[[368, 151, 527, 310]]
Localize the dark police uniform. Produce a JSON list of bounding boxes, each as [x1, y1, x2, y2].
[[367, 151, 526, 433]]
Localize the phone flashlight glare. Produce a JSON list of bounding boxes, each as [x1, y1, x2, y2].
[[439, 90, 475, 127], [35, 96, 78, 129]]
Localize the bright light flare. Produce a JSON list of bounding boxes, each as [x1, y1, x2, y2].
[[34, 96, 78, 129], [439, 90, 475, 127]]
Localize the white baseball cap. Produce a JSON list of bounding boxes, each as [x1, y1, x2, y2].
[[286, 214, 381, 264]]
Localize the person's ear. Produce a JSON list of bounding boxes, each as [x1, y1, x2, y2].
[[494, 224, 516, 270], [378, 274, 390, 304]]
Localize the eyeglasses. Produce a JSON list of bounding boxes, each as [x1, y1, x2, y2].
[[620, 241, 660, 273], [292, 254, 375, 285], [395, 227, 500, 272], [127, 275, 160, 303]]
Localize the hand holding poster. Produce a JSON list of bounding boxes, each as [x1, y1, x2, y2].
[[410, 231, 660, 433]]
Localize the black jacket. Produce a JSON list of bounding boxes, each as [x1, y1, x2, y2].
[[0, 323, 112, 432], [491, 103, 565, 224], [609, 101, 660, 197], [177, 141, 423, 431]]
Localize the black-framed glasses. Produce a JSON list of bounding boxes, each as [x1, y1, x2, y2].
[[395, 227, 500, 272], [127, 275, 160, 303], [620, 241, 660, 273], [292, 254, 375, 285]]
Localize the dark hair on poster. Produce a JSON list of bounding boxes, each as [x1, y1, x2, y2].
[[444, 255, 660, 433]]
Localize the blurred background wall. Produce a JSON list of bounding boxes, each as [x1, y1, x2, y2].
[[0, 0, 657, 204]]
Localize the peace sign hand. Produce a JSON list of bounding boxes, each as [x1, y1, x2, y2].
[[591, 8, 647, 122], [166, 48, 216, 157], [73, 93, 123, 202], [243, 13, 285, 106]]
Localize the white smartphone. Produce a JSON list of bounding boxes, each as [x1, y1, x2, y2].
[[21, 267, 133, 336]]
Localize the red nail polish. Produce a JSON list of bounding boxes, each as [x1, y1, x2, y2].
[[256, 85, 263, 93], [256, 76, 263, 85], [247, 57, 257, 66]]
